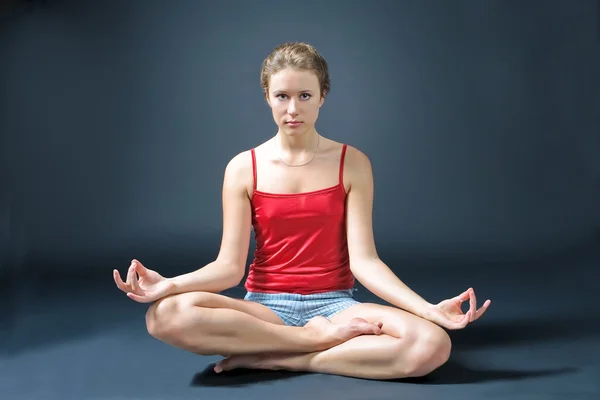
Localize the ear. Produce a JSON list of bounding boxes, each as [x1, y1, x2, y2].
[[319, 93, 326, 107]]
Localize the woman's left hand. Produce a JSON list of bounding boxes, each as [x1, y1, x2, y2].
[[425, 288, 491, 330]]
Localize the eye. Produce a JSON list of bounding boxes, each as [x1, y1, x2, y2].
[[275, 93, 312, 100]]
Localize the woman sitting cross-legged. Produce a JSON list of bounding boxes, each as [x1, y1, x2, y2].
[[113, 41, 491, 380]]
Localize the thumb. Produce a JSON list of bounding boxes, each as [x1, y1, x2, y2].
[[127, 291, 157, 303], [127, 282, 171, 303], [450, 311, 471, 330]]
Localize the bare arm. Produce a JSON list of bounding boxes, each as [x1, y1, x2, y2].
[[167, 151, 253, 294], [344, 146, 432, 318]]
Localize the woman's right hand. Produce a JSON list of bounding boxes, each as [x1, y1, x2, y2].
[[113, 259, 176, 303]]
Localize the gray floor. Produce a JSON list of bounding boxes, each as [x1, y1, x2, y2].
[[1, 247, 599, 400]]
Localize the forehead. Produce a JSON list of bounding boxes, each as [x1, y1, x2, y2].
[[269, 68, 319, 92]]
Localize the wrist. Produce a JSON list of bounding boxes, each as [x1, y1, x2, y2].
[[164, 277, 181, 295], [416, 302, 436, 320]]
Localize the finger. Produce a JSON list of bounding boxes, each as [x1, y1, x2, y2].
[[113, 269, 121, 286], [132, 267, 146, 296], [127, 292, 151, 303], [455, 288, 472, 303], [132, 259, 148, 277], [451, 311, 470, 330], [469, 289, 477, 322], [126, 264, 136, 290], [129, 265, 142, 294], [473, 299, 491, 321], [128, 288, 160, 303], [133, 260, 150, 281], [113, 269, 130, 293], [462, 310, 472, 328], [125, 263, 132, 285]]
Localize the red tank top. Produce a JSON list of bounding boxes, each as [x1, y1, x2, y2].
[[244, 144, 355, 294]]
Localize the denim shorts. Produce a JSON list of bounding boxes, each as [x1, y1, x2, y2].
[[244, 289, 361, 327]]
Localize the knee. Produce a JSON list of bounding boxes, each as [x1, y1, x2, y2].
[[404, 325, 452, 378], [145, 294, 180, 339], [145, 292, 209, 341]]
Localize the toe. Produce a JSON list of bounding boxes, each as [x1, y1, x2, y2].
[[216, 357, 236, 372], [371, 323, 383, 334], [215, 354, 260, 372], [214, 361, 224, 373]]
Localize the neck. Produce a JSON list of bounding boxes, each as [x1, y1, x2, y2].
[[275, 128, 319, 153]]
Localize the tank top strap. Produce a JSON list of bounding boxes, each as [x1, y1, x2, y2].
[[339, 144, 348, 186], [250, 148, 257, 192]]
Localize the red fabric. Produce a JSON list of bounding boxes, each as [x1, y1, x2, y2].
[[244, 144, 355, 294]]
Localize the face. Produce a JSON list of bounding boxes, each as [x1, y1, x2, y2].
[[266, 67, 325, 135]]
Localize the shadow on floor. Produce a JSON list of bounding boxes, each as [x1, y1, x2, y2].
[[190, 359, 578, 387], [449, 314, 600, 350], [399, 360, 577, 385], [191, 364, 308, 387]]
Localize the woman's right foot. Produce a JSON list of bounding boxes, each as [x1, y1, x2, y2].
[[305, 316, 383, 350]]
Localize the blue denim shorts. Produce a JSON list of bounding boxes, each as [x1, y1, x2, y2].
[[244, 289, 361, 327]]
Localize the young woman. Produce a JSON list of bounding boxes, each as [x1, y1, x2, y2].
[[113, 42, 491, 380]]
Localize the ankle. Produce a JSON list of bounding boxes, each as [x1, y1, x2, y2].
[[301, 324, 331, 352]]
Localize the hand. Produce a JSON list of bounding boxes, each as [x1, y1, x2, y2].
[[426, 287, 491, 330], [113, 259, 176, 303]]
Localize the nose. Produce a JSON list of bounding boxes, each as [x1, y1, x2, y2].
[[287, 100, 298, 117]]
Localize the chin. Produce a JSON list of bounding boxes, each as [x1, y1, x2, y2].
[[281, 124, 312, 135]]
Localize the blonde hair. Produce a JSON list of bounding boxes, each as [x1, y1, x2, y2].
[[260, 42, 331, 99]]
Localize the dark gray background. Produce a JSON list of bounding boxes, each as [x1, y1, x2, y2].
[[1, 1, 600, 399], [1, 0, 598, 277]]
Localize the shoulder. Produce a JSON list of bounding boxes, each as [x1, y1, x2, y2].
[[223, 149, 255, 197], [225, 136, 274, 173], [343, 144, 372, 170], [342, 144, 373, 189], [225, 149, 253, 174]]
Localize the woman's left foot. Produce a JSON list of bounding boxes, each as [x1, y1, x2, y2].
[[214, 353, 292, 373]]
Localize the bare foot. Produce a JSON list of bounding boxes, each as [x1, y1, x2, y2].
[[213, 318, 383, 373], [214, 353, 280, 373], [213, 317, 383, 373], [305, 316, 383, 351]]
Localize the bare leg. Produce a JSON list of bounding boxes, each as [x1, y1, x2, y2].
[[215, 303, 452, 380], [145, 292, 383, 356]]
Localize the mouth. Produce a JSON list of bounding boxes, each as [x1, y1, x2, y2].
[[286, 121, 302, 125]]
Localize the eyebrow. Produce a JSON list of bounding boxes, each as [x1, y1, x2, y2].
[[272, 89, 313, 94]]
